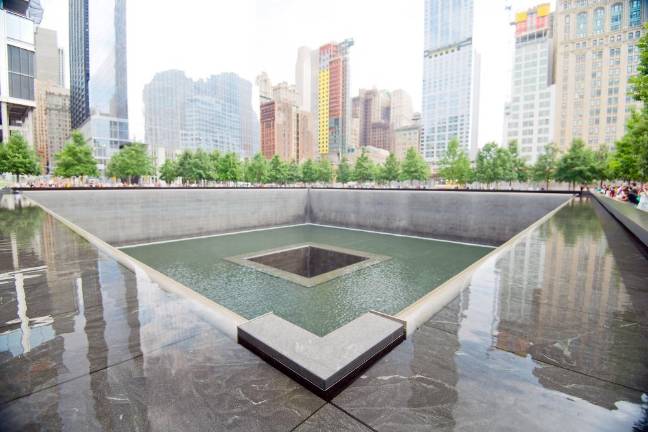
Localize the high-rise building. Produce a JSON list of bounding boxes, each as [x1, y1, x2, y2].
[[554, 0, 647, 150], [390, 89, 414, 130], [69, 0, 129, 172], [316, 39, 354, 161], [257, 73, 312, 162], [33, 27, 71, 173], [143, 70, 258, 158], [422, 0, 480, 164], [503, 4, 555, 163], [0, 1, 42, 143], [353, 88, 393, 151], [394, 113, 422, 159], [295, 46, 312, 112]]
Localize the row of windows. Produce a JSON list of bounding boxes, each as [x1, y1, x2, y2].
[[569, 1, 642, 38]]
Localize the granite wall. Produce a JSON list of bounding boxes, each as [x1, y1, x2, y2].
[[24, 189, 572, 247]]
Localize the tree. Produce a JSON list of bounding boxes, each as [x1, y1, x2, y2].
[[508, 140, 529, 183], [52, 131, 98, 178], [267, 155, 288, 184], [336, 157, 352, 183], [400, 147, 429, 181], [554, 138, 597, 189], [380, 153, 401, 182], [631, 23, 648, 104], [611, 109, 648, 181], [593, 143, 612, 185], [245, 153, 269, 183], [0, 134, 40, 181], [474, 142, 502, 188], [286, 160, 301, 183], [353, 148, 376, 182], [209, 150, 221, 180], [438, 138, 472, 186], [106, 143, 154, 183], [316, 158, 333, 182], [301, 159, 318, 183], [217, 152, 243, 182], [496, 146, 515, 187], [532, 143, 559, 190], [159, 159, 177, 183]]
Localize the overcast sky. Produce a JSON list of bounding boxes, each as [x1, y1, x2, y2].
[[39, 0, 554, 147]]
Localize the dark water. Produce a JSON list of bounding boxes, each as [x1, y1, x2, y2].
[[124, 225, 491, 335]]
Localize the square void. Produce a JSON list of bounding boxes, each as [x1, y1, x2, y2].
[[226, 243, 390, 287]]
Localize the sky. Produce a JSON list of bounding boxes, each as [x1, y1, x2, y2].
[[39, 0, 555, 147]]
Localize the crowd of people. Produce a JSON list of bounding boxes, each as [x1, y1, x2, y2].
[[597, 182, 648, 212]]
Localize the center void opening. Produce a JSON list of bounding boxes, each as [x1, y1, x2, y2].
[[249, 246, 368, 278]]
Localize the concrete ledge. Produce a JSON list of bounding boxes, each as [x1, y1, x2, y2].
[[591, 193, 648, 249], [237, 312, 405, 395]]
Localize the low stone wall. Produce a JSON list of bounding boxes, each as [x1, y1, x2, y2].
[[308, 190, 573, 245], [591, 193, 648, 249], [23, 188, 573, 247], [24, 189, 309, 246]]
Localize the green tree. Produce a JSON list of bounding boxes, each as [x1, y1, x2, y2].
[[106, 143, 154, 183], [301, 159, 318, 183], [508, 140, 529, 183], [353, 148, 376, 182], [52, 131, 98, 178], [610, 109, 648, 181], [286, 160, 301, 183], [380, 153, 401, 182], [336, 157, 352, 183], [532, 143, 559, 190], [631, 22, 648, 103], [496, 146, 516, 187], [400, 147, 429, 181], [209, 150, 221, 180], [159, 159, 177, 183], [438, 138, 472, 186], [554, 138, 597, 189], [217, 152, 243, 182], [593, 143, 612, 185], [474, 142, 502, 188], [0, 134, 40, 181], [316, 158, 333, 182], [268, 155, 289, 184], [245, 153, 269, 183]]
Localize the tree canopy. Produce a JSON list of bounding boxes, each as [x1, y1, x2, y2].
[[0, 134, 40, 180], [438, 138, 472, 185], [106, 143, 154, 183], [531, 143, 559, 190], [554, 139, 597, 189], [353, 149, 376, 182], [336, 157, 352, 183], [380, 152, 401, 182], [52, 131, 98, 178], [400, 147, 429, 181]]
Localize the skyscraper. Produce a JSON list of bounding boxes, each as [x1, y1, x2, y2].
[[316, 39, 354, 161], [143, 70, 258, 158], [353, 88, 393, 151], [295, 46, 312, 112], [390, 89, 414, 130], [0, 1, 42, 143], [69, 0, 129, 172], [503, 4, 555, 163], [33, 27, 71, 173], [554, 0, 647, 150], [422, 0, 480, 165]]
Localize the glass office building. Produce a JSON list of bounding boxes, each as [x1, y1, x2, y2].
[[422, 0, 480, 165], [69, 0, 129, 172]]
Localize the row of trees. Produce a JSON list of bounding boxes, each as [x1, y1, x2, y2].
[[437, 137, 617, 190], [158, 147, 430, 184]]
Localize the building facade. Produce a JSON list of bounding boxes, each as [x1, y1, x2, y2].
[[0, 1, 42, 144], [69, 0, 129, 173], [316, 39, 353, 161], [503, 3, 555, 163], [554, 0, 648, 150], [390, 89, 414, 130], [422, 0, 480, 164], [394, 113, 422, 159], [353, 88, 393, 151], [143, 70, 258, 159], [33, 27, 70, 173]]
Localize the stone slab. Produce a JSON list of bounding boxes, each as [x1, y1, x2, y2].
[[238, 312, 405, 393]]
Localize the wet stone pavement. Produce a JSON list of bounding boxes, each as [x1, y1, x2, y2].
[[0, 195, 647, 431]]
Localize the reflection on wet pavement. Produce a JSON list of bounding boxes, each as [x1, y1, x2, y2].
[[0, 193, 646, 431]]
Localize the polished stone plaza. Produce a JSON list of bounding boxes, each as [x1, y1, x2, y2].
[[0, 193, 647, 431]]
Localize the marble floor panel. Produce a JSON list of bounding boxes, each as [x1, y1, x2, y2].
[[293, 404, 373, 432]]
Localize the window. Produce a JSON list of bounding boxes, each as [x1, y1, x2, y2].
[[8, 45, 34, 101], [564, 14, 571, 37], [594, 8, 605, 33], [576, 12, 588, 37], [611, 3, 623, 31], [630, 0, 641, 27]]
